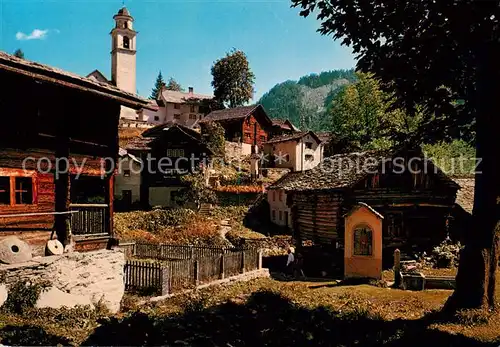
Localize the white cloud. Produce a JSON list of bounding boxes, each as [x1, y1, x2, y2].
[[16, 29, 49, 41]]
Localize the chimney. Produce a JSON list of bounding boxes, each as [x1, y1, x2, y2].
[[188, 87, 194, 94]]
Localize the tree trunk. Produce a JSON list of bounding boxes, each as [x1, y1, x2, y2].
[[445, 44, 500, 311]]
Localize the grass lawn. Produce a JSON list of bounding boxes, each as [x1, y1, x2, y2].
[[1, 275, 499, 346]]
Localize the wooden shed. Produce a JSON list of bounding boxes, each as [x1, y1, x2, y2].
[[0, 51, 150, 255], [275, 148, 461, 253]]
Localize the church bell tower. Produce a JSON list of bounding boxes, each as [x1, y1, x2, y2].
[[111, 7, 136, 95]]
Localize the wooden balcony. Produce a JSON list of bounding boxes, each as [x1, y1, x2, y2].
[[69, 204, 110, 236]]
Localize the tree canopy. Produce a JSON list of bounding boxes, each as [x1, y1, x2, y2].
[[211, 49, 255, 108], [329, 72, 422, 151], [291, 0, 500, 310]]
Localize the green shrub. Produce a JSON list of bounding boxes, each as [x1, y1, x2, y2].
[[3, 280, 50, 315]]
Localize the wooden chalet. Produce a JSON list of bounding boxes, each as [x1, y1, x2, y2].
[[272, 148, 461, 253], [122, 123, 212, 208], [0, 51, 151, 255], [199, 104, 273, 151], [270, 119, 300, 137]]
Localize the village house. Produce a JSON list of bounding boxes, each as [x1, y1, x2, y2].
[[119, 123, 212, 209], [270, 148, 462, 257], [270, 119, 300, 137], [140, 87, 213, 128], [199, 104, 274, 155], [0, 50, 150, 256], [266, 171, 305, 228], [263, 131, 324, 172]]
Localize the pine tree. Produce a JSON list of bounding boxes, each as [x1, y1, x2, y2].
[[165, 77, 183, 92], [13, 49, 25, 59], [150, 71, 165, 99]]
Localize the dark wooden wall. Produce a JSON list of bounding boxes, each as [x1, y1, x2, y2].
[[242, 114, 268, 146], [0, 68, 121, 254]]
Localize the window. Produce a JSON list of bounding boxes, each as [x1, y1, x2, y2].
[[123, 169, 131, 177], [167, 149, 185, 157], [190, 105, 196, 113], [174, 114, 181, 120], [272, 191, 276, 202], [199, 115, 203, 120], [174, 104, 181, 109], [305, 142, 313, 149], [285, 154, 290, 162], [279, 210, 283, 221], [245, 132, 251, 139], [0, 177, 10, 205], [387, 213, 403, 238], [305, 154, 314, 161], [154, 116, 159, 121], [272, 210, 276, 220], [353, 226, 373, 256], [279, 190, 283, 202], [123, 36, 130, 49], [189, 114, 197, 120], [260, 135, 266, 142], [15, 177, 33, 205]]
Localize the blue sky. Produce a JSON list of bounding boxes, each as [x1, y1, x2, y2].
[[0, 0, 356, 100]]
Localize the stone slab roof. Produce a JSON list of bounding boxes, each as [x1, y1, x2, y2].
[[268, 149, 459, 193], [0, 50, 152, 110], [453, 178, 474, 214]]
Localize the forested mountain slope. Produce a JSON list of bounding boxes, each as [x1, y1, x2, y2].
[[259, 69, 356, 131]]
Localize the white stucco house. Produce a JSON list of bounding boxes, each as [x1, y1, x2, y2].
[[266, 171, 306, 228], [140, 87, 213, 128], [115, 148, 142, 209], [263, 131, 324, 172]]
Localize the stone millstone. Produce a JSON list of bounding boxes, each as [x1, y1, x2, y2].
[[45, 239, 64, 256], [0, 236, 32, 264]]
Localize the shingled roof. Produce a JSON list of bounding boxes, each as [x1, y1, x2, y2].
[[0, 51, 152, 110], [200, 104, 273, 127], [272, 119, 300, 132], [125, 123, 210, 153], [268, 149, 459, 192], [264, 131, 321, 144]]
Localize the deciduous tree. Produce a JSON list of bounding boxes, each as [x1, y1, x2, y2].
[[211, 49, 255, 108], [291, 0, 499, 310]]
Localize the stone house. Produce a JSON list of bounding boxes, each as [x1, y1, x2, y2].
[[262, 131, 324, 172]]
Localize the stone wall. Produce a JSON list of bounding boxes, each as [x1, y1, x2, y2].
[[0, 249, 125, 313]]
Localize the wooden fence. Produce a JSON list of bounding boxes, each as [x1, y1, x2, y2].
[[121, 242, 246, 261], [123, 248, 262, 296]]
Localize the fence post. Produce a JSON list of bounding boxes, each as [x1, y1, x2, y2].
[[241, 251, 246, 273], [220, 254, 225, 279], [394, 249, 401, 287], [161, 266, 170, 296], [133, 242, 137, 257], [190, 246, 194, 259], [194, 260, 199, 286], [258, 250, 263, 269]]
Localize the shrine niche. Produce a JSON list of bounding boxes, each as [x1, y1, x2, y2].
[[344, 203, 383, 280]]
